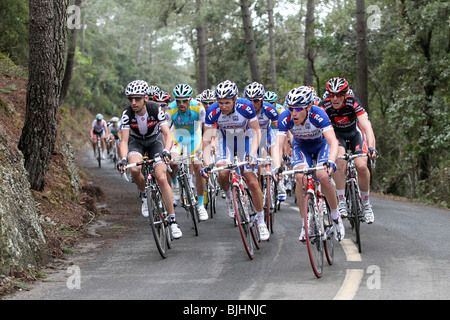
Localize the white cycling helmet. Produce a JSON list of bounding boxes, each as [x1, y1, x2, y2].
[[200, 89, 216, 101], [173, 83, 193, 98], [125, 80, 149, 96], [285, 86, 315, 107], [244, 82, 265, 100], [215, 80, 238, 99], [326, 77, 349, 94], [110, 117, 119, 123]]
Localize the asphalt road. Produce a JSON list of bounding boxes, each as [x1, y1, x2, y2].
[[7, 151, 450, 302]]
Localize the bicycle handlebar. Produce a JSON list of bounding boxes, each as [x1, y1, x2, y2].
[[210, 161, 250, 173], [337, 153, 376, 168], [282, 166, 326, 176]]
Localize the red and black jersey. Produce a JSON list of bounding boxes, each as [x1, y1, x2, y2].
[[319, 96, 367, 133], [120, 101, 167, 139]]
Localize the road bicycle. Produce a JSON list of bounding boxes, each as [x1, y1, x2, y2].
[[173, 144, 200, 236], [123, 156, 172, 258], [92, 135, 103, 168], [257, 156, 276, 234], [108, 138, 120, 165], [211, 156, 260, 260], [282, 164, 335, 278], [337, 151, 375, 253]]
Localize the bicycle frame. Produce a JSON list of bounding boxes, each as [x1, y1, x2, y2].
[[257, 156, 275, 233], [211, 156, 259, 259], [283, 165, 329, 278]]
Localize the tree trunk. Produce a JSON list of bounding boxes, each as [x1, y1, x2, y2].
[[356, 0, 369, 112], [18, 0, 69, 191], [239, 0, 261, 82], [267, 0, 277, 91], [303, 0, 315, 86], [196, 0, 208, 92], [60, 0, 82, 105]]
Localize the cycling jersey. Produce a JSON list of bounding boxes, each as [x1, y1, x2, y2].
[[319, 96, 366, 133], [165, 99, 205, 155], [319, 95, 368, 153], [120, 101, 167, 139], [205, 98, 258, 171], [107, 122, 121, 138], [91, 120, 107, 135], [256, 102, 279, 151], [277, 106, 333, 168]]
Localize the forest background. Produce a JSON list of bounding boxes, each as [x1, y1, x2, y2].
[[1, 0, 449, 206]]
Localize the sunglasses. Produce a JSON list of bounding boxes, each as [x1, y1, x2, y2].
[[328, 92, 346, 98], [202, 101, 215, 105], [176, 99, 190, 104], [128, 96, 144, 102], [157, 103, 167, 108], [288, 106, 306, 112]]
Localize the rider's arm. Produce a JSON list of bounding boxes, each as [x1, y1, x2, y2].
[[323, 129, 338, 163], [357, 114, 376, 151], [273, 133, 287, 169], [249, 119, 261, 158], [160, 123, 173, 152], [119, 128, 129, 160], [202, 125, 214, 167]]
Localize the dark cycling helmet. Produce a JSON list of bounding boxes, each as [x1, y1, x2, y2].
[[285, 86, 315, 107], [154, 91, 171, 103], [264, 91, 278, 103], [173, 84, 193, 98], [125, 80, 149, 96], [244, 82, 265, 100], [326, 77, 349, 94], [215, 80, 238, 99]]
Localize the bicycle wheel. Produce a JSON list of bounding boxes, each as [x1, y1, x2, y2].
[[264, 176, 271, 233], [349, 181, 362, 253], [303, 193, 324, 278], [147, 190, 168, 258], [207, 175, 217, 218], [321, 197, 334, 265], [245, 189, 260, 249], [232, 186, 254, 260], [97, 140, 102, 168], [182, 175, 199, 236]]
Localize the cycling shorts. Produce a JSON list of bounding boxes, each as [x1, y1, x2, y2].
[[335, 124, 368, 154], [127, 134, 165, 167], [216, 130, 254, 173], [292, 139, 330, 169], [170, 129, 202, 160], [93, 130, 105, 137]]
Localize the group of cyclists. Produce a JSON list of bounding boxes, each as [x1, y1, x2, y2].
[[90, 76, 378, 246]]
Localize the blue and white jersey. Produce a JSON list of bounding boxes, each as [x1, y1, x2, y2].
[[277, 105, 333, 145], [205, 98, 258, 134], [257, 102, 279, 130]]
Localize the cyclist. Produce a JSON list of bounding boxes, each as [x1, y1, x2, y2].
[[147, 85, 160, 101], [320, 77, 378, 224], [273, 86, 345, 241], [244, 82, 286, 202], [165, 83, 209, 221], [153, 90, 171, 114], [90, 113, 109, 159], [201, 80, 269, 241], [265, 90, 293, 197], [107, 117, 122, 157], [117, 80, 182, 239]]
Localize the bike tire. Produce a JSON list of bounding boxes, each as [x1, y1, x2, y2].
[[321, 197, 334, 265], [182, 175, 199, 236], [147, 191, 168, 258], [245, 189, 260, 249], [264, 176, 272, 233], [232, 186, 254, 260], [97, 140, 102, 168], [350, 181, 362, 253], [304, 193, 324, 278]]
